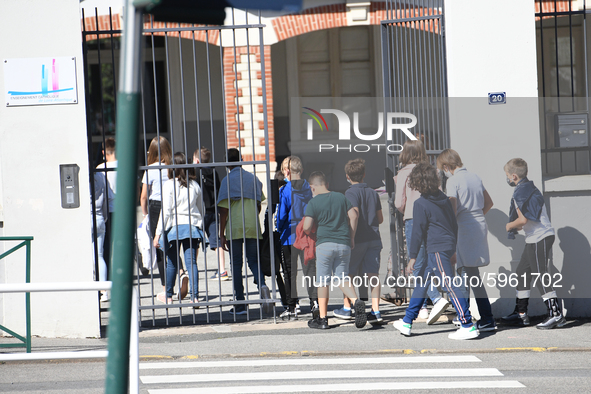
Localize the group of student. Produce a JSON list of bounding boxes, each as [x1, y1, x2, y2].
[[139, 137, 271, 313], [278, 139, 566, 339], [391, 140, 566, 339], [274, 155, 384, 329], [103, 134, 566, 336]]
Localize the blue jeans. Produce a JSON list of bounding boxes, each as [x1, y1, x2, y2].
[[405, 219, 440, 307], [404, 250, 473, 328], [458, 266, 494, 323], [165, 238, 200, 299], [230, 238, 266, 301], [92, 215, 107, 282]]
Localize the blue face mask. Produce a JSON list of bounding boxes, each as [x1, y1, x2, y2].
[[444, 170, 453, 178]]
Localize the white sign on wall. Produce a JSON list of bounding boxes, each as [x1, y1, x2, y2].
[[4, 57, 78, 106]]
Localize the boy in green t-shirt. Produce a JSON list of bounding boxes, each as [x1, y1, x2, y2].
[[303, 171, 366, 329]]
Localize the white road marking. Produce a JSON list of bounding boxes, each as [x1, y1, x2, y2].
[[139, 355, 481, 370], [141, 368, 503, 384], [147, 380, 526, 393]]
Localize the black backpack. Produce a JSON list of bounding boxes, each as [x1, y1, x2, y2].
[[197, 167, 220, 211]]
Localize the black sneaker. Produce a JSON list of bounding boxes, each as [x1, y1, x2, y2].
[[367, 311, 384, 325], [308, 316, 330, 329], [536, 299, 567, 330], [229, 306, 247, 315], [280, 307, 297, 321], [311, 301, 320, 320], [536, 313, 566, 330], [500, 311, 530, 326], [353, 299, 367, 328], [476, 319, 498, 332]]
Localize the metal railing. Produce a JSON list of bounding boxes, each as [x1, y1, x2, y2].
[[83, 6, 280, 331], [381, 0, 450, 290], [0, 236, 33, 353], [0, 281, 140, 393]]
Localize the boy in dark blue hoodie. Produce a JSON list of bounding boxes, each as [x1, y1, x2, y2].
[[393, 162, 479, 340], [277, 156, 318, 319]]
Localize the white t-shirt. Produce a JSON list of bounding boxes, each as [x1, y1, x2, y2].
[[519, 202, 555, 244], [156, 178, 204, 237], [142, 163, 169, 202]]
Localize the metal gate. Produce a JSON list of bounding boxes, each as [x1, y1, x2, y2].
[[535, 0, 591, 175], [380, 0, 450, 294], [83, 8, 279, 330]]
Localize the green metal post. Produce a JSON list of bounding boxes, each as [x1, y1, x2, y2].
[[25, 240, 31, 353], [104, 0, 143, 392]]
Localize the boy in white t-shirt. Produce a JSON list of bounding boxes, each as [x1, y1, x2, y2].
[[502, 158, 566, 330]]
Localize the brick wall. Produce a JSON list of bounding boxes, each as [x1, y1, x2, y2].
[[223, 45, 275, 164], [271, 2, 443, 40], [82, 14, 218, 44]]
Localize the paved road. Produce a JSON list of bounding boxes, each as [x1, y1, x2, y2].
[[1, 350, 590, 393]]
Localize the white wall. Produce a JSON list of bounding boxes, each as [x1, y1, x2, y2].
[[544, 179, 591, 317], [444, 0, 550, 315], [0, 0, 100, 337]]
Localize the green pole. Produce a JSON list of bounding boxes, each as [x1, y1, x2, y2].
[[25, 240, 31, 353], [105, 0, 143, 392]]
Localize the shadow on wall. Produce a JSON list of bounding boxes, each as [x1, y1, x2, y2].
[[486, 208, 525, 301], [485, 210, 591, 317], [485, 208, 544, 315], [557, 226, 591, 315]]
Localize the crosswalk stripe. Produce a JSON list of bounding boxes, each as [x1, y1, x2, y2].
[[139, 355, 481, 370], [141, 368, 503, 384], [147, 380, 526, 393]]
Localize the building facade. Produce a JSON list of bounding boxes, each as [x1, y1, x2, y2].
[[0, 0, 589, 338]]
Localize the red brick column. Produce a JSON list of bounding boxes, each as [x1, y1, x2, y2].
[[223, 45, 275, 164]]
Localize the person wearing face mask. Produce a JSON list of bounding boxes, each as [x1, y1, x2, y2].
[[437, 149, 496, 332], [502, 158, 566, 330]]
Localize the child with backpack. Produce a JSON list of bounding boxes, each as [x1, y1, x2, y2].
[[277, 156, 318, 319]]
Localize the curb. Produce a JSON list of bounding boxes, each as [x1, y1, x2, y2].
[[139, 346, 591, 361]]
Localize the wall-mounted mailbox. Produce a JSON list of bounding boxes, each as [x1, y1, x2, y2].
[[556, 114, 588, 148], [59, 164, 80, 209]]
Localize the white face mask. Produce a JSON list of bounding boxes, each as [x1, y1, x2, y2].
[[444, 170, 453, 178]]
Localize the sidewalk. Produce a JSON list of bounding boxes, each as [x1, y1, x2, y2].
[[3, 303, 591, 361]]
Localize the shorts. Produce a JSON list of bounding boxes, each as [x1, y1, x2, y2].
[[203, 211, 220, 249], [315, 242, 351, 286], [349, 239, 382, 276]]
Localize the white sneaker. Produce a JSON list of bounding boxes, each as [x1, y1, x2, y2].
[[100, 291, 110, 302], [418, 307, 430, 320], [427, 298, 450, 325], [448, 325, 479, 340], [393, 319, 412, 336]]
